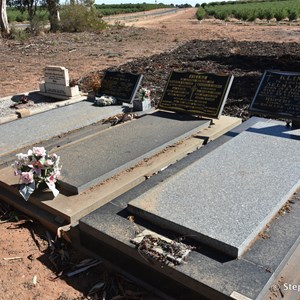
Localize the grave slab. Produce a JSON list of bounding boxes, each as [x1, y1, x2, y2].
[[128, 121, 300, 258], [0, 100, 124, 157], [0, 116, 241, 226], [56, 111, 211, 194]]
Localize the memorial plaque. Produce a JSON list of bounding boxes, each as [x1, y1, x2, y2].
[[44, 66, 69, 85], [158, 71, 234, 119], [249, 70, 300, 120], [98, 71, 143, 104]]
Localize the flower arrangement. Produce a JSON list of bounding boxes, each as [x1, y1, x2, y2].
[[12, 147, 61, 201], [139, 88, 151, 101], [94, 95, 117, 106]]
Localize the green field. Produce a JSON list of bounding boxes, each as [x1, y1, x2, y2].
[[198, 0, 299, 21], [7, 3, 172, 23], [95, 3, 172, 16]]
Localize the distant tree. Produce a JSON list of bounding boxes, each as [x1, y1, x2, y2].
[[46, 0, 60, 32], [0, 0, 10, 36], [195, 3, 200, 7]]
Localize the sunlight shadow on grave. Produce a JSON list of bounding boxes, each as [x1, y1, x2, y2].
[[11, 183, 59, 201], [139, 110, 204, 122], [11, 92, 62, 104], [247, 124, 300, 141]]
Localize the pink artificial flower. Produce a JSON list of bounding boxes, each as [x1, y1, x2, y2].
[[54, 170, 61, 178], [32, 147, 46, 157], [47, 175, 56, 184], [45, 159, 54, 166], [21, 172, 34, 184]]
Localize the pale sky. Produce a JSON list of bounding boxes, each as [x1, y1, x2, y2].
[[95, 0, 225, 8]]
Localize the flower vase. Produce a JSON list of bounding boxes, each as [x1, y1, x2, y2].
[[133, 98, 152, 111], [35, 181, 48, 193]]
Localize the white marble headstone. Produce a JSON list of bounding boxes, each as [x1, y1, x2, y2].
[[40, 66, 79, 99]]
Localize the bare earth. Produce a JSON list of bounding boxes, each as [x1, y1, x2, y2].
[[1, 8, 300, 300], [1, 8, 300, 98]]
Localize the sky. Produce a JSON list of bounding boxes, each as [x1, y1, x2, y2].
[[95, 0, 224, 8]]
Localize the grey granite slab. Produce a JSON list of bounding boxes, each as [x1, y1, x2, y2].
[[0, 100, 124, 156], [128, 121, 300, 258], [78, 119, 300, 300], [56, 111, 210, 194]]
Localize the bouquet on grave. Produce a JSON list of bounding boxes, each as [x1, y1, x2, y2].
[[12, 147, 61, 201], [139, 88, 151, 101]]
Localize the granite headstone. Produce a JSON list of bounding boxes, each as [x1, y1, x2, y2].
[[98, 70, 143, 104], [158, 71, 234, 119], [249, 70, 300, 121]]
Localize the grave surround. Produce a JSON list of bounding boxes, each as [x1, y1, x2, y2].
[[128, 121, 300, 258]]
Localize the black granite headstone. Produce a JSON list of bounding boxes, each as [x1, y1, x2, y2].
[[98, 71, 143, 103], [249, 70, 300, 121], [158, 71, 234, 119]]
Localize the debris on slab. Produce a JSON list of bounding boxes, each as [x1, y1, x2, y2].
[[130, 229, 194, 265], [103, 113, 138, 126]]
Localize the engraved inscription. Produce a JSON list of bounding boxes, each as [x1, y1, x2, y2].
[[159, 71, 233, 119], [98, 71, 142, 103], [250, 71, 300, 119]]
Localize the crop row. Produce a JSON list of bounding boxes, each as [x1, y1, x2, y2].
[[95, 3, 172, 16], [197, 0, 300, 21]]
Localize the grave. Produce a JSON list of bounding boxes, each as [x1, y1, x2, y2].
[[97, 70, 143, 103], [79, 117, 300, 299], [56, 111, 211, 194], [128, 121, 300, 258], [0, 114, 241, 227], [249, 70, 300, 128], [0, 100, 124, 164], [0, 70, 239, 229], [159, 71, 234, 119], [39, 66, 80, 99]]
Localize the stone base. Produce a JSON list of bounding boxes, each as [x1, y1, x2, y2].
[[39, 82, 80, 100]]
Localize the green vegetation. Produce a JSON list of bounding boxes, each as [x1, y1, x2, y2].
[[197, 0, 299, 21], [60, 4, 106, 32], [7, 8, 48, 23], [8, 3, 173, 23], [196, 7, 206, 20], [95, 3, 173, 16]]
